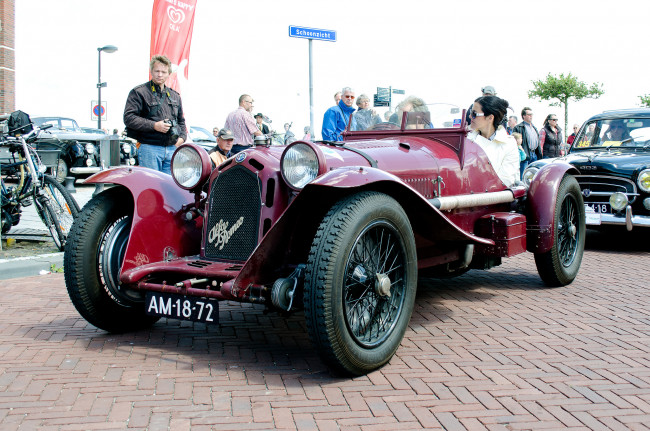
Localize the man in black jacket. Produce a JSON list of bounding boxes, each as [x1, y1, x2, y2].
[[123, 55, 187, 174], [254, 113, 270, 135], [512, 107, 542, 179]]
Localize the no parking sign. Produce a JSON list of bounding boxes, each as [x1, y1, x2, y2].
[[91, 100, 108, 121]]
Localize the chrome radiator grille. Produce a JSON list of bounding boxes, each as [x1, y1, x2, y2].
[[576, 175, 638, 204], [203, 166, 261, 261]]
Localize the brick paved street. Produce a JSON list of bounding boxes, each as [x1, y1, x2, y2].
[[1, 230, 649, 430]]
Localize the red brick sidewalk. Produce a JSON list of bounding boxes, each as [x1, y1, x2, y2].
[[1, 242, 649, 430]]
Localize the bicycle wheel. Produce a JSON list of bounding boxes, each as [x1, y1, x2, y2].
[[36, 197, 65, 251], [41, 174, 79, 240]]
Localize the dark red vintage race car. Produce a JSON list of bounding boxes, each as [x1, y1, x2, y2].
[[64, 108, 586, 376]]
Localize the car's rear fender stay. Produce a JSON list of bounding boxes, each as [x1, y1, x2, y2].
[[526, 162, 580, 253], [85, 167, 203, 277], [229, 167, 494, 296]]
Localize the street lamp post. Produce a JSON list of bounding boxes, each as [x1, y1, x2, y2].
[[97, 45, 118, 130]]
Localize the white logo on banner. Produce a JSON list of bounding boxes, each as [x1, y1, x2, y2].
[[167, 6, 185, 25]]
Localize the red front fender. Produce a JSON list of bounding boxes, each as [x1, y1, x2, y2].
[[84, 167, 202, 275], [526, 162, 580, 253]]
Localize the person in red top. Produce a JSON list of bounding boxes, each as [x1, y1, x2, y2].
[[567, 124, 579, 145]]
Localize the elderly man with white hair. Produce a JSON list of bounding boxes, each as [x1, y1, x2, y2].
[[321, 87, 356, 141]]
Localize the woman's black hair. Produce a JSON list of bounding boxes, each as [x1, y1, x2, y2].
[[475, 95, 509, 129]]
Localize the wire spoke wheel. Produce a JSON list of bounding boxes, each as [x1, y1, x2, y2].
[[304, 191, 417, 375], [535, 175, 585, 286], [344, 221, 407, 347], [557, 192, 579, 267]]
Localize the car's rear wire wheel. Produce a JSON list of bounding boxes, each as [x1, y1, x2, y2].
[[534, 174, 585, 286], [304, 191, 417, 376]]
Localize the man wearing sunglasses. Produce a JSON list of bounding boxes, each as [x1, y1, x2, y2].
[[322, 87, 356, 141]]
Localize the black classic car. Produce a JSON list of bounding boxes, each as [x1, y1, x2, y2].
[[524, 108, 650, 231], [32, 117, 103, 182]]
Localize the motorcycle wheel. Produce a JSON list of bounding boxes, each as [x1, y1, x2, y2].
[[35, 197, 65, 251], [42, 174, 79, 250], [64, 187, 159, 333]]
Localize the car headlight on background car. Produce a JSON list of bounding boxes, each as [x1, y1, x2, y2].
[[609, 192, 628, 211], [281, 143, 323, 189], [85, 143, 95, 154], [121, 143, 131, 154], [522, 166, 539, 187], [171, 143, 212, 191], [638, 169, 650, 192]]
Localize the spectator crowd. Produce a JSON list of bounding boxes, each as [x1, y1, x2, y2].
[[124, 56, 568, 181]]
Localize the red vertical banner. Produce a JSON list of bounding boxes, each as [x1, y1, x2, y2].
[[150, 0, 197, 93]]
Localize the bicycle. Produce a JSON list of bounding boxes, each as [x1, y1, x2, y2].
[[1, 121, 80, 251]]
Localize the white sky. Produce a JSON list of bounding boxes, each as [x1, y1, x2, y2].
[[15, 0, 650, 140]]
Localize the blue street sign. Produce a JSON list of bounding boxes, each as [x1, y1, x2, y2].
[[289, 26, 336, 42]]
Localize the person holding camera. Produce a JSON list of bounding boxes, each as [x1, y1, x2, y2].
[[123, 54, 187, 174]]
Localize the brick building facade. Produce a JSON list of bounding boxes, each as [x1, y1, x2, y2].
[[0, 0, 15, 114]]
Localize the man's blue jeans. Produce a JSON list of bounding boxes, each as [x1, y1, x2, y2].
[[138, 143, 175, 175]]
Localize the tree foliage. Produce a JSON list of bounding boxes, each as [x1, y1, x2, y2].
[[640, 94, 650, 107], [528, 73, 604, 135]]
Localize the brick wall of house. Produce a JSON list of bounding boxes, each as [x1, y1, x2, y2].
[[0, 0, 16, 114]]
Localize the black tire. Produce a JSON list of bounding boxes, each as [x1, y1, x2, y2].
[[42, 174, 79, 250], [304, 191, 417, 376], [534, 175, 586, 286], [64, 187, 159, 332], [36, 198, 65, 251]]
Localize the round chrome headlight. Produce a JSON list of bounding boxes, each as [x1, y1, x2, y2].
[[522, 166, 539, 187], [638, 169, 650, 192], [121, 143, 131, 154], [609, 192, 628, 211], [85, 143, 95, 154], [281, 143, 320, 189], [172, 145, 204, 189]]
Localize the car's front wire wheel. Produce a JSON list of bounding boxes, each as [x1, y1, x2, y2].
[[64, 187, 159, 332], [304, 191, 417, 376]]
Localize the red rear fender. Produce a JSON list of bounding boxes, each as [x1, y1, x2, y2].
[[526, 162, 580, 253]]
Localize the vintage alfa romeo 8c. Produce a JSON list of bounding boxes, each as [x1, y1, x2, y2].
[[64, 107, 586, 375]]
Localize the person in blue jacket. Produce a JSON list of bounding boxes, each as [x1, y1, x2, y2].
[[321, 87, 356, 141]]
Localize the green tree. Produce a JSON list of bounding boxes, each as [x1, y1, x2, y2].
[[528, 73, 604, 136], [639, 94, 650, 107]]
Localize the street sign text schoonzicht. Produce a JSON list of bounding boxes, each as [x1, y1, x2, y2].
[[289, 26, 336, 42]]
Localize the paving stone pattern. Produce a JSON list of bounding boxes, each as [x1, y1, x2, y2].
[[1, 246, 649, 430]]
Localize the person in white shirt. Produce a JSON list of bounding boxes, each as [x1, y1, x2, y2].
[[467, 96, 520, 187]]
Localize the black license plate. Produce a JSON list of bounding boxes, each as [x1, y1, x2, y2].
[[591, 203, 611, 214], [145, 292, 218, 324]]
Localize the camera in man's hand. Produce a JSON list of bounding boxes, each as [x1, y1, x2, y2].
[[164, 119, 180, 144]]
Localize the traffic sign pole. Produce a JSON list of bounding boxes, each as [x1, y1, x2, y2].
[[289, 26, 336, 140]]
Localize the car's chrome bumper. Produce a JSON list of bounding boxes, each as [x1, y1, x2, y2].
[[70, 166, 101, 174], [585, 205, 650, 230]]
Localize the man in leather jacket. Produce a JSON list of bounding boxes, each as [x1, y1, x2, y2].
[[123, 55, 187, 174]]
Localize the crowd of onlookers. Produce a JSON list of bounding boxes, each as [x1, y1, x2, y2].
[[123, 55, 575, 182]]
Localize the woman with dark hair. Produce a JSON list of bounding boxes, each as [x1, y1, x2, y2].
[[467, 95, 520, 186], [539, 114, 563, 158]]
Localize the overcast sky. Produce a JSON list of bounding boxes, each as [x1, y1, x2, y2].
[[15, 0, 650, 139]]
